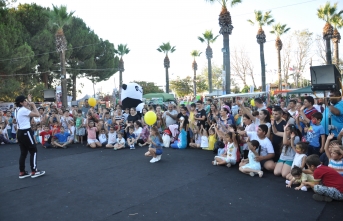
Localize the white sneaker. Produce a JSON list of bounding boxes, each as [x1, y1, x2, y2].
[[301, 186, 307, 191], [150, 158, 158, 163], [156, 155, 162, 161], [285, 180, 290, 185], [249, 172, 255, 177]]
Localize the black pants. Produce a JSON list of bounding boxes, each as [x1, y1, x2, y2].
[[17, 129, 37, 172], [136, 139, 145, 145]]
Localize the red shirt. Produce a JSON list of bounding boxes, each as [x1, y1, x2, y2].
[[314, 165, 343, 193], [39, 131, 52, 145], [304, 107, 318, 120]]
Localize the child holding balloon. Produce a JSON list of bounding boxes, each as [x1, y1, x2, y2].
[[144, 127, 163, 163]]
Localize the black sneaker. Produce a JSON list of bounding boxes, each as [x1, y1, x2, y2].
[[19, 171, 31, 179], [31, 170, 46, 178]]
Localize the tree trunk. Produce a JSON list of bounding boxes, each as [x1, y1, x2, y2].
[[334, 41, 339, 66], [260, 43, 266, 92], [43, 73, 48, 88], [60, 51, 68, 107], [277, 49, 282, 90], [193, 69, 197, 97], [119, 71, 123, 93], [223, 33, 231, 94], [72, 74, 77, 101], [165, 67, 169, 93], [208, 58, 212, 93], [326, 38, 332, 65]]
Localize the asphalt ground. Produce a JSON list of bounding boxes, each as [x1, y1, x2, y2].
[[0, 143, 342, 221]]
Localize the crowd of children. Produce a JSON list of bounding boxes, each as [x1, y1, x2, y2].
[[1, 93, 343, 202]]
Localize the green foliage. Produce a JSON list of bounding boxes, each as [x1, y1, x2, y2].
[[270, 23, 290, 36], [317, 2, 341, 23], [115, 44, 130, 57], [157, 42, 176, 55], [241, 85, 250, 93], [199, 63, 223, 90], [248, 10, 274, 27], [133, 81, 164, 95], [204, 0, 242, 9], [191, 50, 202, 59], [198, 30, 219, 45], [170, 75, 208, 97], [49, 4, 75, 31]]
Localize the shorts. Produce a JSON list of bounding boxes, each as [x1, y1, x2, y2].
[[156, 149, 163, 155], [277, 159, 293, 166], [57, 141, 66, 145], [88, 139, 99, 144], [76, 127, 85, 136]]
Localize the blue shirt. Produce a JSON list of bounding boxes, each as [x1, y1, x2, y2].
[[305, 123, 324, 148], [321, 100, 343, 137], [54, 132, 70, 142], [127, 132, 136, 140], [151, 136, 163, 149]]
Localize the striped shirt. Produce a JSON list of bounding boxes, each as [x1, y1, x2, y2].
[[328, 159, 343, 176]]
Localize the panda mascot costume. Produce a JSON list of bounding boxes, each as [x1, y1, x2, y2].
[[121, 83, 145, 117]]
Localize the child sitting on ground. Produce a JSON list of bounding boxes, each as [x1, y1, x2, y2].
[[286, 166, 314, 191], [106, 126, 118, 149], [40, 125, 53, 148], [144, 127, 163, 163], [86, 120, 102, 148], [206, 126, 217, 151], [53, 126, 71, 149], [239, 140, 263, 178], [325, 133, 343, 176], [113, 131, 125, 150], [189, 126, 201, 148], [212, 130, 239, 168], [302, 154, 343, 202], [285, 138, 308, 184], [126, 126, 136, 150], [98, 127, 108, 147], [200, 126, 209, 149]]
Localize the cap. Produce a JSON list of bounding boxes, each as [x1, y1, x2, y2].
[[15, 95, 26, 106]]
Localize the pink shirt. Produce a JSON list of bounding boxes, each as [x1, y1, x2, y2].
[[87, 127, 97, 139]]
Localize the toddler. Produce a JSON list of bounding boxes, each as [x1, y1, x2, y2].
[[113, 132, 125, 150], [286, 166, 314, 191], [239, 140, 263, 178]]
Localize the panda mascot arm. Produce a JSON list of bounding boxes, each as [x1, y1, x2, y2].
[[121, 83, 144, 117]]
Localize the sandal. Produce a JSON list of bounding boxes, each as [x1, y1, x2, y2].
[[258, 171, 263, 178]]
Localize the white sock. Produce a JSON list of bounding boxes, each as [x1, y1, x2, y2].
[[301, 186, 307, 191], [285, 180, 290, 185]]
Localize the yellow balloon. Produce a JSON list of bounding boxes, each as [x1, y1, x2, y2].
[[250, 99, 255, 107], [144, 111, 157, 125], [88, 98, 96, 107]]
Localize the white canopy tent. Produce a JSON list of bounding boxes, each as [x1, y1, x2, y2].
[[217, 92, 267, 99]]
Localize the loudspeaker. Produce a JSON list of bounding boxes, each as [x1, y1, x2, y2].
[[43, 89, 56, 102], [310, 65, 341, 91]]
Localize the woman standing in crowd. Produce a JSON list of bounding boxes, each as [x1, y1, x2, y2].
[[218, 106, 235, 129], [207, 103, 219, 126]]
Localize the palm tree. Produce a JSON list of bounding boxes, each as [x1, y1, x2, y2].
[[248, 10, 274, 92], [198, 30, 219, 93], [331, 13, 343, 66], [317, 2, 342, 65], [114, 44, 130, 93], [49, 5, 74, 107], [157, 42, 176, 93], [191, 50, 202, 96], [270, 23, 290, 90], [205, 0, 242, 94]]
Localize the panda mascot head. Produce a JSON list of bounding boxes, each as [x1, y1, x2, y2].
[[121, 83, 144, 115]]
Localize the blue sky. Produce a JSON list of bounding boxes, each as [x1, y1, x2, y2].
[[16, 0, 343, 97]]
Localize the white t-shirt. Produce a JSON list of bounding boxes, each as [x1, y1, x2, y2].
[[98, 134, 107, 143], [134, 127, 142, 138], [163, 110, 178, 127], [247, 131, 274, 156], [15, 107, 31, 130], [288, 109, 297, 117], [200, 136, 208, 148], [116, 137, 125, 145], [108, 132, 117, 144]]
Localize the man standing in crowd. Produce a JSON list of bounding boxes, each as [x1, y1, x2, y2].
[[299, 96, 318, 130], [15, 95, 45, 179], [287, 99, 297, 117], [81, 99, 90, 118], [194, 100, 207, 128], [321, 90, 343, 138], [163, 103, 178, 127], [254, 98, 267, 111], [271, 107, 287, 161]]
